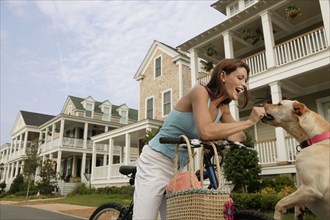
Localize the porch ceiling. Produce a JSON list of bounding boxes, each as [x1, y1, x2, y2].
[[178, 0, 322, 59]]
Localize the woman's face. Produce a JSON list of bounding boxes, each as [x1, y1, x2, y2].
[[221, 67, 248, 101]]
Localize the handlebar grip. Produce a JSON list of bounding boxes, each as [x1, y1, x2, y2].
[[159, 137, 185, 144]]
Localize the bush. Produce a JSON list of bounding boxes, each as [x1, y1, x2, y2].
[[233, 193, 281, 211], [68, 183, 95, 196], [0, 181, 6, 192], [261, 175, 295, 193], [9, 174, 24, 194]]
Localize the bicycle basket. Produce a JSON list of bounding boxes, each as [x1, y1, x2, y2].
[[166, 135, 232, 220]]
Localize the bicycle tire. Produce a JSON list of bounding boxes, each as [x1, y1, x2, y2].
[[89, 202, 131, 220], [234, 210, 274, 220]]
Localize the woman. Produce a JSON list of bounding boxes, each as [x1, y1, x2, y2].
[[133, 59, 266, 220]]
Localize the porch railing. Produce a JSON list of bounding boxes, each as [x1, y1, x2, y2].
[[275, 27, 327, 66], [197, 26, 327, 84], [255, 136, 299, 165]]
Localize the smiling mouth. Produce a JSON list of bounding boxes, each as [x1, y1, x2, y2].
[[261, 114, 275, 122], [235, 88, 244, 94]]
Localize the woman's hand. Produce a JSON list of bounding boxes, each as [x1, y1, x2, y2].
[[248, 107, 266, 124]]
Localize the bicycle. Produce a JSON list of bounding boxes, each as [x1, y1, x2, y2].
[[89, 137, 274, 220]]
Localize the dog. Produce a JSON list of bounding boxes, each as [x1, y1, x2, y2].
[[261, 100, 330, 220]]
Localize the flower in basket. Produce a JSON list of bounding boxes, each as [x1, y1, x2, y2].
[[224, 200, 234, 220]]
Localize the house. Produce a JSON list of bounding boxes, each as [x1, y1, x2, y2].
[[91, 0, 330, 187], [177, 0, 330, 176], [0, 96, 139, 194]]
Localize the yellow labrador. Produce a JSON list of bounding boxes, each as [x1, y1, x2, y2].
[[261, 100, 330, 220]]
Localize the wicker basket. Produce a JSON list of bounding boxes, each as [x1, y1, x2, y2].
[[166, 135, 232, 220]]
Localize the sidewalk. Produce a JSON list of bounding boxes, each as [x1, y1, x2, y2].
[[0, 200, 96, 220]]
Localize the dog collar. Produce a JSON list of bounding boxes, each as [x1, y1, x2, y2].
[[297, 131, 330, 151]]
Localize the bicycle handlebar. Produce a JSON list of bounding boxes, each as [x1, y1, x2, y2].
[[159, 136, 254, 151]]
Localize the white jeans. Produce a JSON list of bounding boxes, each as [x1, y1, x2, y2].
[[133, 145, 174, 220]]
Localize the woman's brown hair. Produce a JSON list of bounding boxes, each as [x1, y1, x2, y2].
[[204, 58, 250, 108]]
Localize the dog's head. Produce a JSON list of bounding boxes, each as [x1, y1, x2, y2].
[[261, 100, 308, 127]]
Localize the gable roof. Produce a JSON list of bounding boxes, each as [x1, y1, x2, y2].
[[67, 96, 138, 120], [134, 40, 182, 80], [21, 111, 55, 126]]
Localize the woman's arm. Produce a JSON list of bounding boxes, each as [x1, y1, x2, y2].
[[189, 85, 264, 141]]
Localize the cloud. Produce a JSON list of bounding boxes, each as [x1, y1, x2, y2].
[[1, 0, 224, 143]]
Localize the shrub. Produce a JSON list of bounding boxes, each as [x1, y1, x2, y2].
[[9, 174, 24, 194], [68, 183, 95, 196], [233, 193, 281, 211], [0, 181, 6, 192]]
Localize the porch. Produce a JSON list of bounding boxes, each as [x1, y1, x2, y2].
[[90, 136, 299, 186]]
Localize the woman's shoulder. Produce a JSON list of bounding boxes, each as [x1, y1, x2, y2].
[[190, 84, 208, 95]]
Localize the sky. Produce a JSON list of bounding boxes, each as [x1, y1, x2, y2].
[[0, 0, 226, 144]]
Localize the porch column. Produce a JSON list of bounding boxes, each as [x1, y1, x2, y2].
[[189, 48, 199, 87], [124, 133, 131, 164], [319, 0, 330, 44], [223, 31, 234, 58], [72, 155, 76, 176], [18, 134, 23, 154], [59, 119, 65, 146], [81, 152, 86, 180], [91, 142, 96, 181], [229, 101, 240, 121], [20, 161, 24, 174], [14, 161, 19, 177], [107, 138, 114, 179], [260, 11, 276, 68], [269, 82, 287, 163], [23, 131, 28, 155], [9, 140, 13, 156], [50, 124, 55, 148], [83, 122, 88, 149], [7, 163, 13, 181], [56, 150, 62, 175]]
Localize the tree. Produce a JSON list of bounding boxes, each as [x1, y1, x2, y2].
[[37, 159, 57, 195], [9, 174, 24, 194], [223, 131, 261, 193], [23, 144, 40, 201]]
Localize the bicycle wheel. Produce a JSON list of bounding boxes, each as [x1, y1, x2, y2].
[[234, 210, 274, 220], [89, 202, 131, 220]]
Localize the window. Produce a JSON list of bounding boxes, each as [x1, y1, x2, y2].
[[119, 110, 128, 124], [162, 90, 172, 116], [316, 97, 330, 122], [102, 106, 111, 121], [229, 2, 239, 15], [146, 97, 154, 119], [85, 103, 93, 118], [244, 0, 254, 7], [155, 56, 162, 78]]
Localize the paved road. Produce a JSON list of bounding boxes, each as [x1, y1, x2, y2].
[[0, 204, 84, 220]]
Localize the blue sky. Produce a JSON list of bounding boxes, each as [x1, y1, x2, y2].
[[0, 0, 225, 144]]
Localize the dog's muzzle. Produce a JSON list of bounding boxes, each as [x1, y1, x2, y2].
[[261, 114, 275, 123]]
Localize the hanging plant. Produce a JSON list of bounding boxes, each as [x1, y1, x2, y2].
[[201, 60, 214, 72], [204, 44, 217, 56], [241, 29, 253, 40], [285, 4, 301, 20]]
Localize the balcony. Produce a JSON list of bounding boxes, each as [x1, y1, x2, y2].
[[197, 27, 328, 83]]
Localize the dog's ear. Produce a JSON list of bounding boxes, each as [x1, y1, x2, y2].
[[293, 101, 307, 116]]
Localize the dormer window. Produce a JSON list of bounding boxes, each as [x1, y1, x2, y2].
[[229, 2, 239, 15], [117, 104, 129, 124], [102, 106, 111, 121], [154, 56, 162, 78], [244, 0, 254, 7], [85, 103, 93, 118]]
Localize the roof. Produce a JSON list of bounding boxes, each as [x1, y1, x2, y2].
[[68, 96, 138, 120], [21, 111, 55, 126]]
